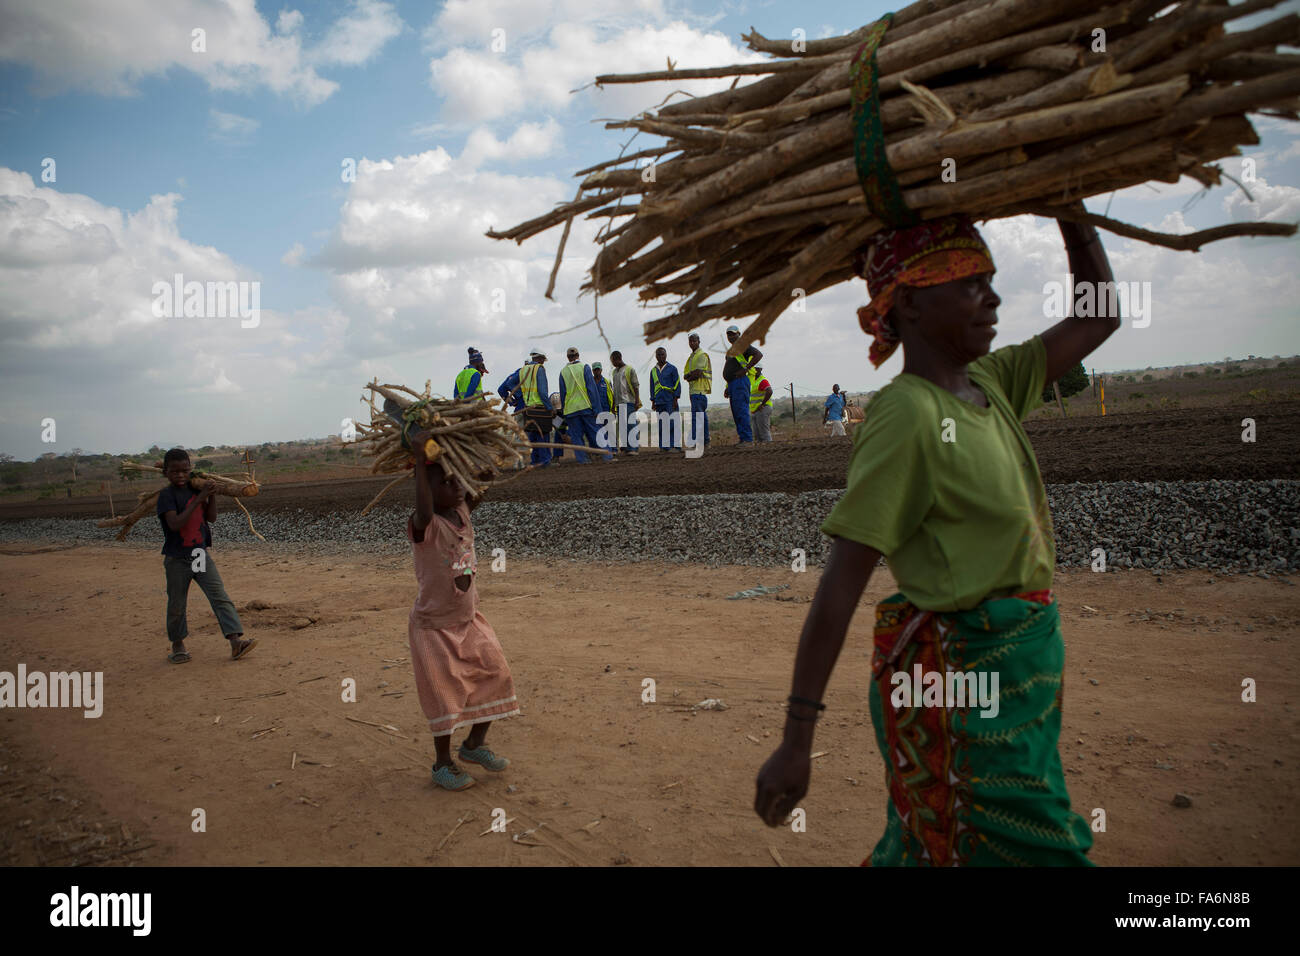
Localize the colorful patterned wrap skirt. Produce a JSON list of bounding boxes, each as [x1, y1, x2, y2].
[[865, 591, 1094, 866]]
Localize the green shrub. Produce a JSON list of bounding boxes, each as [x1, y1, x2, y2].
[[1142, 374, 1153, 382], [1041, 361, 1090, 404]]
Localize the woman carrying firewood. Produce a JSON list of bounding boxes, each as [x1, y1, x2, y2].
[[755, 213, 1118, 865], [406, 431, 520, 792]]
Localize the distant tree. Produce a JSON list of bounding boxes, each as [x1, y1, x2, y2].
[[1142, 374, 1154, 382], [194, 459, 213, 470], [69, 448, 84, 481], [1042, 361, 1090, 403]]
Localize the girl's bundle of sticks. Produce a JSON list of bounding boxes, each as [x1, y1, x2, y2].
[[349, 380, 564, 514], [96, 461, 263, 541], [489, 0, 1299, 356]]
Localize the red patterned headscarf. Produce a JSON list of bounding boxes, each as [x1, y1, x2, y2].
[[855, 215, 995, 368]]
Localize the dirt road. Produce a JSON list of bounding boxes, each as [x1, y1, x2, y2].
[[1, 544, 1297, 866]]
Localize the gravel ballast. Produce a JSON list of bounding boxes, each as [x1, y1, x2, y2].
[[2, 479, 1296, 573]]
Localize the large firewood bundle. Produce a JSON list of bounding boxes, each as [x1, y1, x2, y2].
[[97, 461, 262, 541], [490, 0, 1299, 355], [348, 380, 561, 513]]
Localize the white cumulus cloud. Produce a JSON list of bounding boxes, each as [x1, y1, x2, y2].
[[429, 19, 768, 123], [0, 0, 404, 107]]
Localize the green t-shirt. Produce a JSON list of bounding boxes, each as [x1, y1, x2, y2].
[[820, 335, 1053, 612]]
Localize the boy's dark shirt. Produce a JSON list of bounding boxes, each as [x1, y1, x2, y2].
[[157, 484, 212, 558], [723, 345, 760, 382]]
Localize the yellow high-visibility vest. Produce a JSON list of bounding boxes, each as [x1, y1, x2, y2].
[[615, 365, 636, 403], [455, 366, 482, 399], [685, 349, 712, 395], [519, 364, 543, 406], [748, 368, 770, 414], [560, 362, 592, 415], [651, 366, 676, 403]]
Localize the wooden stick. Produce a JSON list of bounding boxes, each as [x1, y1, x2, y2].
[[1034, 207, 1297, 250], [574, 145, 677, 176], [359, 472, 412, 516], [545, 186, 581, 300], [438, 812, 474, 851]]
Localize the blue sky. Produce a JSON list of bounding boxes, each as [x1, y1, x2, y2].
[[1, 0, 1298, 459]]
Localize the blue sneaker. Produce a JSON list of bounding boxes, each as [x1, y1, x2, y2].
[[432, 763, 475, 791], [458, 744, 509, 772]]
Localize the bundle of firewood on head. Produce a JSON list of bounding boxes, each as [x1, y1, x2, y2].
[[348, 380, 566, 515], [489, 0, 1300, 357], [97, 459, 263, 541]]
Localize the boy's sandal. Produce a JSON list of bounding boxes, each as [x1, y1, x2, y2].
[[230, 637, 258, 660], [167, 649, 192, 664], [432, 763, 475, 791], [458, 744, 509, 772]]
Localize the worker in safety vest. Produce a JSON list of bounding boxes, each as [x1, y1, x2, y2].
[[650, 346, 682, 450], [722, 325, 762, 444], [591, 362, 615, 455], [609, 351, 641, 455], [498, 350, 555, 466], [453, 348, 488, 399], [558, 347, 613, 464], [683, 332, 711, 449], [748, 364, 775, 442]]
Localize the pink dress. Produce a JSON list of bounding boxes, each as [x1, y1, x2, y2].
[[407, 501, 519, 737]]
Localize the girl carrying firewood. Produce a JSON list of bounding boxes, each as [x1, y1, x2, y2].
[[406, 430, 519, 791]]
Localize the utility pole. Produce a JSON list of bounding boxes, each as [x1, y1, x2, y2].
[[788, 383, 796, 422]]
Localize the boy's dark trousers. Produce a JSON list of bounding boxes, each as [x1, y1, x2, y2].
[[164, 552, 243, 641]]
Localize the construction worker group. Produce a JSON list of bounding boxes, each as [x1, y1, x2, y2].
[[451, 327, 776, 465]]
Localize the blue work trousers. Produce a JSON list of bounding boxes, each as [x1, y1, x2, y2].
[[729, 376, 752, 443], [619, 403, 639, 452], [565, 410, 606, 463], [689, 393, 709, 447], [654, 404, 681, 449]]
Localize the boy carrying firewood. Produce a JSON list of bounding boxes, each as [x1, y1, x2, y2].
[[156, 448, 256, 664]]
